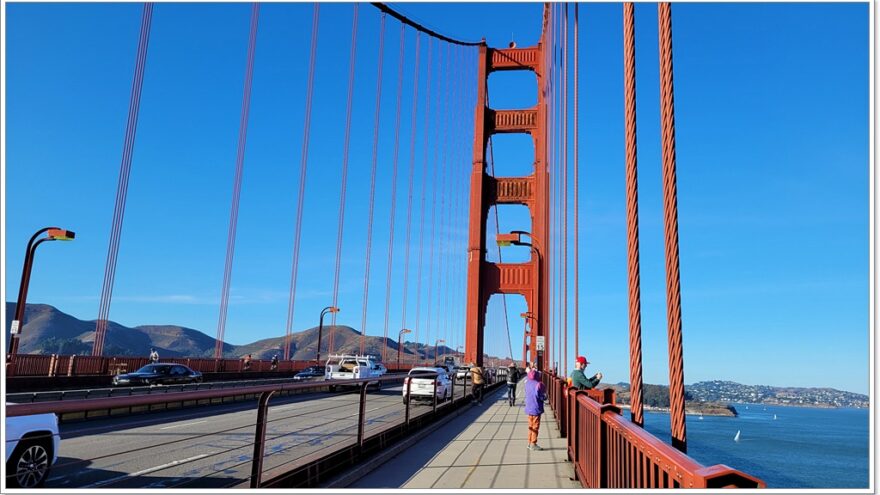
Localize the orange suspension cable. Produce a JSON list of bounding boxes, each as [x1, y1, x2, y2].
[[573, 2, 580, 362], [215, 3, 260, 360], [359, 13, 387, 356], [399, 32, 422, 365], [562, 3, 569, 376], [622, 2, 645, 427], [423, 42, 445, 365], [381, 23, 407, 363], [94, 2, 153, 357], [658, 2, 687, 453], [284, 4, 320, 361], [329, 4, 360, 353], [412, 38, 432, 365]]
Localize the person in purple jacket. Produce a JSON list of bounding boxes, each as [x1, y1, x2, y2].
[[524, 368, 547, 451]]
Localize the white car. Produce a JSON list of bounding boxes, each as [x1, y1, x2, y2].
[[403, 367, 452, 404], [325, 354, 386, 391], [5, 412, 60, 488]]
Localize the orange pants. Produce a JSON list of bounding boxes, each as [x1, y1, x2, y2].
[[527, 414, 541, 444]]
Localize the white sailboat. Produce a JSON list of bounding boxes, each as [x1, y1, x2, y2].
[[773, 414, 777, 420], [734, 430, 741, 442]]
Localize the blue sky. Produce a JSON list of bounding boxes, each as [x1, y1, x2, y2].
[[4, 3, 870, 394]]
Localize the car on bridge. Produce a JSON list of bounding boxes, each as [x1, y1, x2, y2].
[[5, 411, 60, 488], [111, 363, 203, 386], [403, 367, 452, 404], [293, 365, 326, 382]]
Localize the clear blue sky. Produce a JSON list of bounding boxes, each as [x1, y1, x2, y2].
[[4, 3, 870, 394]]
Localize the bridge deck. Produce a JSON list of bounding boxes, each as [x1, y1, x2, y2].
[[351, 381, 580, 489]]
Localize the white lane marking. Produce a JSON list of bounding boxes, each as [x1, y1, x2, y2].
[[82, 453, 212, 488], [159, 420, 208, 430]]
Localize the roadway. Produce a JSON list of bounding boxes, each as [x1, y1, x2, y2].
[[42, 382, 471, 488]]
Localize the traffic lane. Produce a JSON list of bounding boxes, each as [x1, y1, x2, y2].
[[44, 386, 408, 488], [45, 384, 468, 488]]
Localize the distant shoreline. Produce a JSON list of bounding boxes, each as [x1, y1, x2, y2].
[[618, 404, 736, 417]]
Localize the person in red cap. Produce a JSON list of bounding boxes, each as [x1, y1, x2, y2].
[[570, 356, 602, 390]]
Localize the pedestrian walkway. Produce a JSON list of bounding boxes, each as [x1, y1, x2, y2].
[[351, 380, 580, 489]]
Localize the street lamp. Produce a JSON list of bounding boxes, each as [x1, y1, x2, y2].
[[9, 227, 76, 366], [316, 306, 339, 363], [397, 328, 412, 370], [498, 230, 543, 371], [433, 339, 445, 364]]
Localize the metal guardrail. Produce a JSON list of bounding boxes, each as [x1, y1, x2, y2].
[[7, 368, 505, 488], [540, 372, 765, 489]]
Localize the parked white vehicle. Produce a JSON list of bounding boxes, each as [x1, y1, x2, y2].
[[324, 354, 386, 390], [5, 412, 60, 488], [403, 367, 452, 404]]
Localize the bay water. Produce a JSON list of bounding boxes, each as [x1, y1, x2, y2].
[[640, 403, 869, 488]]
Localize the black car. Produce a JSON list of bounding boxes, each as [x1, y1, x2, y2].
[[112, 363, 203, 386], [293, 365, 326, 382]]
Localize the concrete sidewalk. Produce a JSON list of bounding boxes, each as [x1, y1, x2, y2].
[[350, 381, 580, 489]]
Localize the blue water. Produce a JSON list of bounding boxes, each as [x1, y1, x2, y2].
[[640, 403, 869, 488]]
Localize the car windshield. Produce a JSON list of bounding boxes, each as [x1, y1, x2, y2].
[[136, 364, 171, 374], [409, 369, 439, 378]]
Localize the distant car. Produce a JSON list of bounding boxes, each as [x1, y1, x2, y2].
[[111, 363, 203, 386], [5, 411, 60, 488], [454, 366, 470, 382], [403, 367, 452, 404], [293, 365, 326, 382]]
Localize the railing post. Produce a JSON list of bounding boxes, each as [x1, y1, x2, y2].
[[250, 390, 275, 488], [67, 354, 76, 376], [432, 378, 438, 414], [451, 373, 455, 403], [357, 382, 368, 450], [404, 378, 412, 426], [48, 354, 56, 377]]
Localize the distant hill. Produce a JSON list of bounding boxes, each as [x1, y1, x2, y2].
[[4, 302, 457, 362], [609, 380, 868, 409]]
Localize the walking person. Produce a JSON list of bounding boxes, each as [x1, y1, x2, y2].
[[271, 354, 279, 371], [524, 368, 547, 451], [149, 348, 159, 364], [469, 363, 485, 405], [506, 362, 520, 406], [243, 353, 252, 371], [570, 356, 602, 390]]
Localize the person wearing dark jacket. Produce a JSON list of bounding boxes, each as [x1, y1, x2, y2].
[[570, 355, 602, 390], [506, 363, 520, 405], [524, 369, 547, 450]]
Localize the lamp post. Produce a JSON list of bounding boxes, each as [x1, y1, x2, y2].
[[9, 227, 76, 369], [316, 306, 339, 363], [497, 231, 543, 371], [397, 328, 412, 371], [433, 339, 445, 364]]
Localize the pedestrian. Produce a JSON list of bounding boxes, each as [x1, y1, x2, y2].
[[469, 362, 485, 405], [524, 368, 547, 451], [243, 353, 252, 371], [570, 355, 602, 390], [271, 354, 279, 371], [149, 348, 159, 364], [506, 362, 520, 406]]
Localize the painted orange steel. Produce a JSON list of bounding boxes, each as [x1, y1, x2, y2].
[[537, 374, 765, 488], [464, 6, 550, 369], [658, 2, 687, 453], [622, 2, 645, 428]]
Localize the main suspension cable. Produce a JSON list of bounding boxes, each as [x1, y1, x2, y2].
[[370, 3, 483, 46]]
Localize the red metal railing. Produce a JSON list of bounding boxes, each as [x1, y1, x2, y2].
[[541, 372, 764, 489], [9, 353, 419, 378]]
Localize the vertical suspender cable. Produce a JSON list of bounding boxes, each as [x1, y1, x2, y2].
[[328, 4, 360, 354], [546, 5, 555, 371], [93, 3, 153, 357], [284, 4, 319, 361], [438, 43, 453, 362], [413, 39, 433, 364], [622, 2, 645, 427], [658, 2, 687, 453], [424, 44, 445, 365], [573, 2, 580, 362], [562, 3, 569, 376], [381, 24, 407, 363], [359, 14, 387, 356], [213, 4, 259, 360], [399, 33, 422, 364]]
